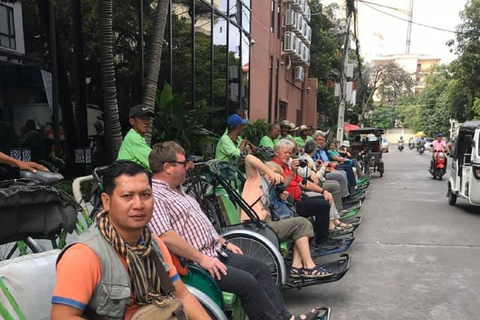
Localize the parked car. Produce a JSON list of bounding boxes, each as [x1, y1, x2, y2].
[[381, 138, 389, 153]]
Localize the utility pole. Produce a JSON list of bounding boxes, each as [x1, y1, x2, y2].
[[336, 5, 353, 143], [405, 0, 414, 54]]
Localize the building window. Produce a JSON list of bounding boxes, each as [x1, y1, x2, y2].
[[270, 0, 275, 33], [0, 5, 16, 50], [279, 101, 287, 120], [277, 3, 281, 39]]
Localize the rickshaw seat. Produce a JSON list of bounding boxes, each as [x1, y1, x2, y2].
[[0, 250, 60, 320], [0, 184, 79, 245]]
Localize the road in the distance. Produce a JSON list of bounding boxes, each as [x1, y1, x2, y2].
[[284, 145, 480, 320]]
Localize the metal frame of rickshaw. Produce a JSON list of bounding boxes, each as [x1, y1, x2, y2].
[[347, 127, 385, 177], [448, 121, 480, 206]]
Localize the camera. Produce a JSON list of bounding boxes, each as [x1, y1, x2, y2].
[[299, 159, 309, 168], [274, 182, 286, 196]]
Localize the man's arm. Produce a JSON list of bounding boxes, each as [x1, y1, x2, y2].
[[173, 280, 212, 320], [244, 154, 282, 184], [160, 230, 227, 280], [0, 151, 48, 172]]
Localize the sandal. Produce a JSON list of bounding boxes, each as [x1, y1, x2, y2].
[[301, 265, 332, 278], [290, 266, 303, 278], [294, 308, 320, 320]]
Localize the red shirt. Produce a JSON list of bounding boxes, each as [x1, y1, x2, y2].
[[272, 158, 303, 201]]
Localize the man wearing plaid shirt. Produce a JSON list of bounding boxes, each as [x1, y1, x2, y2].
[[148, 141, 318, 320]]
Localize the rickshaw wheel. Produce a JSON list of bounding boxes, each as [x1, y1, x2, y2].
[[448, 185, 457, 206], [224, 233, 283, 287]]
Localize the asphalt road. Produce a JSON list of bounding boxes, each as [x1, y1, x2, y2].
[[284, 145, 480, 320]]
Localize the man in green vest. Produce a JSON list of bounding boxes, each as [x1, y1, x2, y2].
[[259, 123, 280, 148], [215, 114, 254, 162], [117, 104, 154, 170], [295, 125, 313, 148]]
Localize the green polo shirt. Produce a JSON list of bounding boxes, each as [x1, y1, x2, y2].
[[117, 128, 152, 170], [294, 136, 312, 148], [215, 133, 242, 162], [259, 135, 278, 148]]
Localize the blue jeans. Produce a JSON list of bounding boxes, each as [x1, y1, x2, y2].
[[336, 163, 356, 187]]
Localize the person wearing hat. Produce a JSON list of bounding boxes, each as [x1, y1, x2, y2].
[[117, 104, 154, 170], [279, 120, 294, 139], [215, 114, 254, 162], [259, 123, 280, 148], [294, 125, 313, 148]]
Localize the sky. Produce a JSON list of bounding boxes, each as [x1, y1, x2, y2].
[[323, 0, 468, 63]]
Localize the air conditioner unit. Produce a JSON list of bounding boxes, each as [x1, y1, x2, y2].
[[302, 47, 310, 66], [291, 38, 302, 60], [294, 14, 304, 37], [285, 9, 297, 29], [301, 3, 309, 20], [283, 31, 297, 53], [305, 6, 311, 22], [299, 0, 306, 14], [307, 26, 312, 44], [284, 0, 294, 3], [291, 0, 301, 9], [294, 66, 305, 82]]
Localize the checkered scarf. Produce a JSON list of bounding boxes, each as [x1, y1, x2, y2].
[[97, 210, 162, 304]]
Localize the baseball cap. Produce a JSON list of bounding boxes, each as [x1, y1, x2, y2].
[[129, 104, 154, 118], [436, 133, 443, 137], [226, 114, 249, 127]]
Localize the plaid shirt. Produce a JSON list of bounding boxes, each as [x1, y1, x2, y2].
[[149, 179, 220, 258]]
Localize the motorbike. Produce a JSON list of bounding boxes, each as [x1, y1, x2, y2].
[[417, 143, 425, 155], [409, 141, 414, 149], [398, 142, 404, 152], [429, 150, 446, 180]]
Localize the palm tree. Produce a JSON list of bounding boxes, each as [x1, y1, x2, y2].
[[98, 0, 123, 161], [142, 0, 170, 144]]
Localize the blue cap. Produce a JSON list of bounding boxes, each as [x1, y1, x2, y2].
[[436, 133, 443, 137], [226, 114, 249, 127]]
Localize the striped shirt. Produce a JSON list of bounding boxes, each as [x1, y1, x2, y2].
[[149, 179, 220, 258]]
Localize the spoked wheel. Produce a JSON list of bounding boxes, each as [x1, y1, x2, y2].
[[224, 234, 284, 287]]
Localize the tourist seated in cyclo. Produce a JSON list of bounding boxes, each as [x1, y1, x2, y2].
[[51, 161, 211, 320], [327, 140, 364, 179], [295, 141, 354, 232], [241, 154, 333, 278], [312, 131, 358, 193], [147, 141, 321, 320], [271, 139, 332, 246]]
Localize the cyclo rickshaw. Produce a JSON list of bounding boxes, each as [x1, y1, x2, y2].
[[347, 127, 385, 177], [447, 121, 480, 207]]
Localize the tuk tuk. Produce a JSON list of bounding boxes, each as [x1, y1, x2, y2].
[[347, 127, 385, 177], [447, 121, 480, 206]]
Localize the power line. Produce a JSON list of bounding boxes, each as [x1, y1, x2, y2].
[[359, 0, 462, 34]]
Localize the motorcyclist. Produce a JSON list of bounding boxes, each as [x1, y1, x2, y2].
[[408, 137, 414, 149], [397, 136, 404, 151], [430, 133, 447, 171]]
